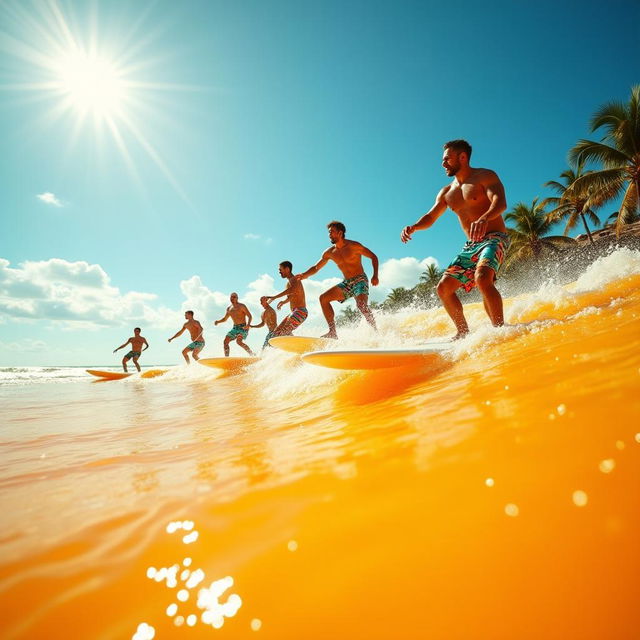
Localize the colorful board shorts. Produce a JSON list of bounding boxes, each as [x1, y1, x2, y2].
[[124, 350, 141, 360], [337, 273, 369, 302], [263, 330, 276, 350], [187, 341, 205, 350], [226, 325, 248, 340], [444, 231, 510, 292], [285, 307, 308, 329]]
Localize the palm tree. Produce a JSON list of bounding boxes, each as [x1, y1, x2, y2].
[[542, 160, 601, 244], [336, 306, 360, 327], [504, 199, 575, 268], [569, 85, 640, 234], [384, 287, 414, 310], [419, 263, 442, 288]]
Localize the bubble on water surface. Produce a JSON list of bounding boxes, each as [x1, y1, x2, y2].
[[572, 490, 588, 507]]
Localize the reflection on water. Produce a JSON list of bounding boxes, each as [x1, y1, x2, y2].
[[1, 250, 639, 638]]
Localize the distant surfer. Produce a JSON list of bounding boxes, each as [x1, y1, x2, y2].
[[401, 139, 509, 339], [249, 296, 278, 350], [296, 221, 379, 338], [264, 261, 308, 337], [168, 310, 205, 363], [215, 293, 255, 356], [113, 327, 149, 372]]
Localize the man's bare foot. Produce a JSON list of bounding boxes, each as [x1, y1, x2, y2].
[[450, 330, 469, 342], [320, 331, 338, 339]]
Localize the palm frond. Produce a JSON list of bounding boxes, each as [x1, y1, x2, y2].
[[616, 181, 640, 233], [569, 140, 631, 168]]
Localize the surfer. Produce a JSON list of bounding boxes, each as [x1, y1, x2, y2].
[[401, 139, 510, 339], [168, 310, 205, 363], [296, 221, 379, 338], [249, 296, 278, 350], [215, 293, 256, 356], [264, 261, 308, 337], [113, 328, 149, 372]]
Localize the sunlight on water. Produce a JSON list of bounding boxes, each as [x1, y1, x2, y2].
[[1, 248, 639, 638]]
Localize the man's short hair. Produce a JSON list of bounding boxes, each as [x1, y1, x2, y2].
[[280, 260, 293, 271], [185, 310, 194, 317], [327, 220, 346, 235], [443, 139, 472, 159], [134, 327, 141, 332]]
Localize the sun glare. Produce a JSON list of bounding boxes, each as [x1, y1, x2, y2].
[[54, 50, 125, 116]]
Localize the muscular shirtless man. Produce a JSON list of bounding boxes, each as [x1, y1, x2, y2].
[[113, 327, 149, 372], [296, 221, 379, 338], [264, 261, 308, 337], [249, 296, 278, 350], [168, 310, 205, 363], [401, 139, 509, 339], [215, 293, 255, 357]]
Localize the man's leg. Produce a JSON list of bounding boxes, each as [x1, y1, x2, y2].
[[132, 356, 141, 372], [273, 317, 294, 337], [122, 356, 129, 372], [223, 337, 231, 357], [475, 267, 504, 327], [192, 346, 203, 361], [319, 286, 344, 338], [236, 337, 255, 356], [436, 275, 469, 339], [182, 347, 191, 364], [354, 294, 377, 330]]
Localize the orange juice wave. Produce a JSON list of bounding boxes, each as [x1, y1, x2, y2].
[[0, 248, 639, 639]]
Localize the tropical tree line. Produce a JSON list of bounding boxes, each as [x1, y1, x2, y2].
[[337, 85, 640, 322]]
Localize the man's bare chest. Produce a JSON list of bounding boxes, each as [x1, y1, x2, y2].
[[445, 182, 488, 213]]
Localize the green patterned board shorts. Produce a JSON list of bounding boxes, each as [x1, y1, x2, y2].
[[263, 330, 276, 350], [337, 273, 369, 302], [187, 341, 205, 350], [444, 232, 510, 292], [226, 324, 248, 340], [124, 350, 141, 360]]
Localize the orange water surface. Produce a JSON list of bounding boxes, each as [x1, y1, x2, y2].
[[1, 250, 639, 639]]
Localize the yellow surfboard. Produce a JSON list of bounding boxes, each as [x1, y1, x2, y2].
[[198, 357, 259, 371], [301, 346, 451, 370], [269, 335, 335, 354], [87, 368, 168, 380], [86, 369, 132, 380]]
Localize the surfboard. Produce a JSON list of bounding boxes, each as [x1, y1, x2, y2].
[[198, 357, 259, 371], [86, 368, 168, 380], [86, 369, 132, 380], [301, 345, 452, 370], [269, 335, 335, 354]]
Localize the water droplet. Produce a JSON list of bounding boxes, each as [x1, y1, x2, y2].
[[556, 404, 567, 416], [572, 490, 588, 507], [485, 478, 495, 487], [251, 619, 263, 631], [615, 440, 625, 450], [166, 603, 178, 617], [505, 503, 519, 517], [598, 459, 615, 474], [287, 540, 298, 552]]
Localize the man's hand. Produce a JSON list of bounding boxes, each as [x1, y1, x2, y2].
[[371, 275, 379, 286], [470, 218, 488, 242], [167, 338, 172, 343], [113, 349, 117, 353], [277, 300, 286, 310], [401, 225, 415, 243]]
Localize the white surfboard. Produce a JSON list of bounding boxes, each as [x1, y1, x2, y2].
[[301, 344, 452, 370]]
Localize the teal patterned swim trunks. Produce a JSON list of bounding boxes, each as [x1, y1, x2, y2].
[[124, 350, 141, 360], [337, 273, 369, 302], [226, 324, 248, 340], [263, 330, 276, 349], [187, 341, 205, 350], [444, 232, 510, 292]]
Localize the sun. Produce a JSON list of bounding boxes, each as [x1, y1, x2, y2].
[[53, 49, 125, 117]]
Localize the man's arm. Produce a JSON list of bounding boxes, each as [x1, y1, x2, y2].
[[142, 339, 149, 351], [401, 187, 449, 243], [168, 324, 187, 342], [214, 309, 230, 326], [295, 250, 331, 280], [243, 305, 252, 328], [113, 339, 131, 353], [357, 243, 380, 286], [266, 286, 292, 303], [249, 312, 266, 329], [470, 172, 507, 241]]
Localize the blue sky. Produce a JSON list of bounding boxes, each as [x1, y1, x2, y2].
[[1, 0, 638, 365]]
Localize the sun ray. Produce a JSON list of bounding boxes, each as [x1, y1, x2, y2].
[[0, 0, 198, 207]]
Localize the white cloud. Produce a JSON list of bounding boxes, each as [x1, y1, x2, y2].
[[0, 338, 47, 352], [243, 233, 273, 245], [0, 257, 177, 330], [375, 256, 439, 300], [36, 192, 63, 207]]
